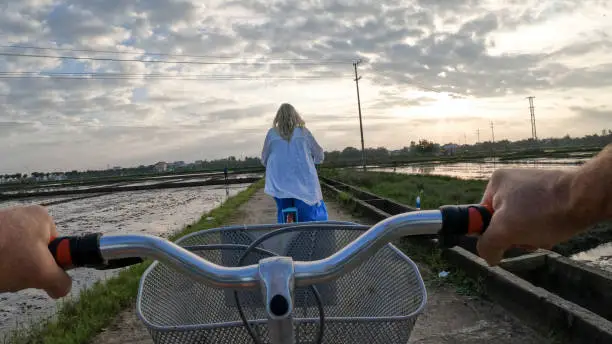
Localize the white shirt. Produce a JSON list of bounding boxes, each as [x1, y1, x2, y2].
[[261, 127, 325, 205]]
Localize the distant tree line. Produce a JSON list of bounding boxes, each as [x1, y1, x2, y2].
[[58, 156, 265, 181], [325, 130, 612, 165], [4, 130, 612, 184]]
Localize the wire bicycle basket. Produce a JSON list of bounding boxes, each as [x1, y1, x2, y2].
[[137, 222, 427, 344]]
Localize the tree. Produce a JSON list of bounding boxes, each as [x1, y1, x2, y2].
[[341, 147, 361, 160], [415, 139, 435, 153]]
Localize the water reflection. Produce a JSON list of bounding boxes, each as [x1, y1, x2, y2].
[[572, 243, 612, 272], [369, 157, 587, 180]]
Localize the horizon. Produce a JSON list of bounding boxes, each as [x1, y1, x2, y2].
[[1, 130, 605, 175], [1, 1, 611, 174]]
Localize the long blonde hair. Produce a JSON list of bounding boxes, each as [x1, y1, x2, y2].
[[273, 103, 305, 141]]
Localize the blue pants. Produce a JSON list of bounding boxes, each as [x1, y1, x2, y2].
[[274, 198, 329, 223]]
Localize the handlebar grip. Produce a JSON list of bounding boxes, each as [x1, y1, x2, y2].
[[49, 233, 143, 270], [438, 204, 493, 247]]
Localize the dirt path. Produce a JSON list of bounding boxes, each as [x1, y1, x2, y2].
[[91, 189, 548, 344]]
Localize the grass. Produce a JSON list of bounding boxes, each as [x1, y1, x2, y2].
[[322, 168, 487, 208], [396, 238, 485, 296], [331, 190, 362, 216], [322, 170, 487, 295], [5, 179, 264, 344]]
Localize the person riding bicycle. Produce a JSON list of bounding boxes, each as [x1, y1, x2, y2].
[[261, 103, 328, 223]]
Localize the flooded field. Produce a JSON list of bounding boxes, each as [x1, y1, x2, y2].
[[0, 183, 251, 338], [572, 243, 612, 273], [0, 175, 263, 203], [119, 178, 185, 187], [369, 157, 588, 180]]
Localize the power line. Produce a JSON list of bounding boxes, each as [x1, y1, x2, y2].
[[0, 46, 456, 93], [0, 73, 346, 81], [0, 51, 349, 66], [0, 43, 352, 63], [0, 112, 370, 128], [0, 72, 347, 77], [0, 121, 357, 130], [1, 113, 381, 129], [0, 121, 233, 129]]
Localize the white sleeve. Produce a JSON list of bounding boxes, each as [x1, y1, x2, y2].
[[305, 128, 324, 164], [261, 130, 271, 167]]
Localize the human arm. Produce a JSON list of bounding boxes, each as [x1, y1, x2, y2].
[[477, 144, 612, 266], [304, 128, 324, 164], [261, 130, 271, 167], [0, 205, 72, 298]]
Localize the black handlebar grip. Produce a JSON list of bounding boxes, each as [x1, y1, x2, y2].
[[48, 233, 104, 269], [49, 233, 143, 270], [438, 204, 493, 248]]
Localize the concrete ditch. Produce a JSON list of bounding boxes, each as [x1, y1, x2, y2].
[[320, 176, 612, 344]]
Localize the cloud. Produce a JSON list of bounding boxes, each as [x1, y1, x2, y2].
[[0, 0, 611, 173], [570, 105, 612, 124]]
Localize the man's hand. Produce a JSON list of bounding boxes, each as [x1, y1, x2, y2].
[[0, 205, 71, 298], [477, 168, 583, 266]]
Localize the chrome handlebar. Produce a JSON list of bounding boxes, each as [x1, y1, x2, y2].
[[49, 205, 492, 289]]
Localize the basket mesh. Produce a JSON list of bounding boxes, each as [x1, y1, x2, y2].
[[137, 223, 426, 344]]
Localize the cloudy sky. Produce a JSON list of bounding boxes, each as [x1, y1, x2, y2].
[[0, 0, 610, 173]]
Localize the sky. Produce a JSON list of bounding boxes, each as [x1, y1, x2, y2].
[[0, 0, 611, 173]]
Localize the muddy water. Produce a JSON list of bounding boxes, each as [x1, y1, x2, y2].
[[1, 174, 263, 195], [0, 183, 250, 338], [0, 197, 76, 208], [572, 243, 612, 272], [370, 157, 587, 180]]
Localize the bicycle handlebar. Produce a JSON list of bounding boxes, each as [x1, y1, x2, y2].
[[48, 204, 493, 288]]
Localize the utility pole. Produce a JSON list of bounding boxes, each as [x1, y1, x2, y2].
[[464, 133, 467, 145], [527, 96, 537, 141], [476, 128, 480, 143], [490, 121, 496, 166], [353, 59, 366, 171]]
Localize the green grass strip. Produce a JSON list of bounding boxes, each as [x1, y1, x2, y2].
[[323, 171, 486, 295], [321, 168, 487, 208], [6, 179, 264, 344]]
